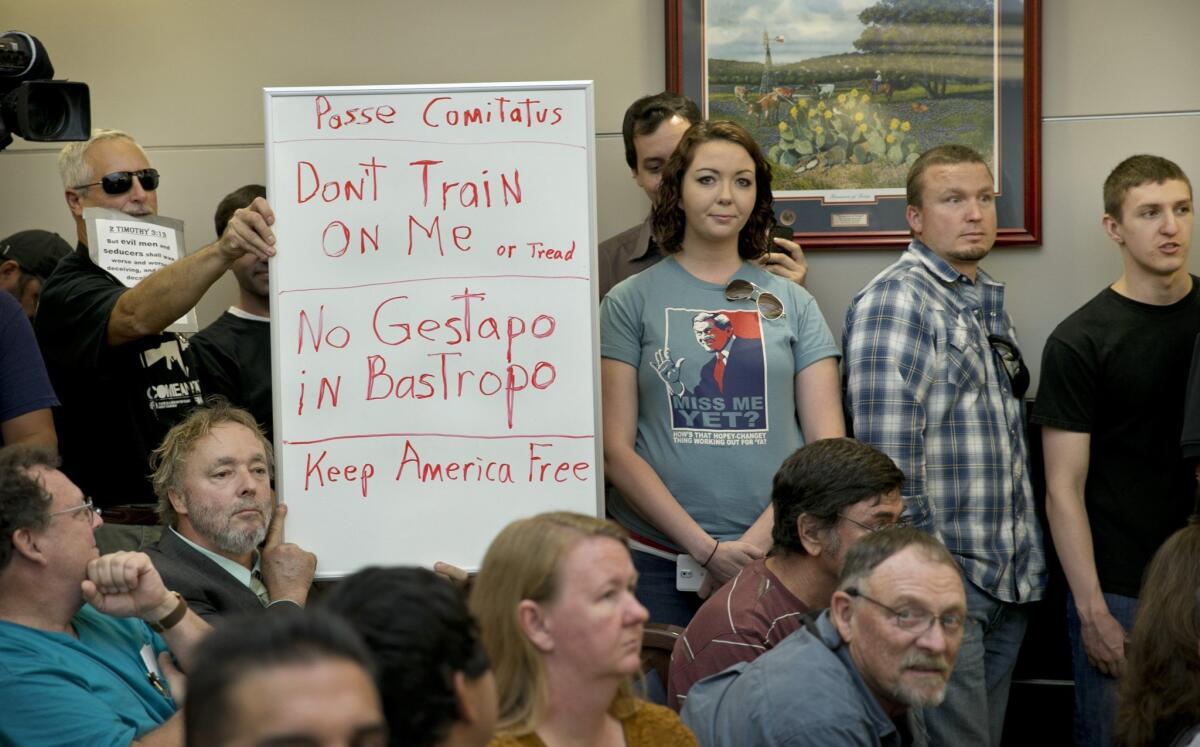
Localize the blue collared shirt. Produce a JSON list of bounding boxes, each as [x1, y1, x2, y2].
[[681, 611, 926, 746], [843, 241, 1046, 603]]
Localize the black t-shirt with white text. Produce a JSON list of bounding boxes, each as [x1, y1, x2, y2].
[[35, 247, 203, 508]]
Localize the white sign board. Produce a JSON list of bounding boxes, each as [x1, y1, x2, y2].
[[264, 82, 601, 576], [83, 208, 195, 332]]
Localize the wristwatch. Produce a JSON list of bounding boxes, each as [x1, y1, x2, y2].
[[148, 592, 188, 633]]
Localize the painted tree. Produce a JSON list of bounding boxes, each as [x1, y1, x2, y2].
[[853, 0, 993, 99]]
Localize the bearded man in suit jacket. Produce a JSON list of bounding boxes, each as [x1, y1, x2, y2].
[[145, 402, 315, 622]]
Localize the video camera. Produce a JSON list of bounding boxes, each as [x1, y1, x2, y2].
[[0, 31, 89, 152]]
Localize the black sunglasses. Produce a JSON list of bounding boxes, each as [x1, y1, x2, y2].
[[74, 168, 160, 195], [987, 334, 1030, 400]]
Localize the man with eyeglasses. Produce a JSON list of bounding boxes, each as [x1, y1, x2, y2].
[[681, 526, 965, 746], [0, 445, 212, 746], [1034, 155, 1198, 747], [668, 437, 904, 711], [842, 144, 1045, 747], [34, 129, 277, 553]]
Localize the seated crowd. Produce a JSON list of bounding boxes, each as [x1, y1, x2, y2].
[[0, 92, 1198, 747], [5, 433, 1199, 746]]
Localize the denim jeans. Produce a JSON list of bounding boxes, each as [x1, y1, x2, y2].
[[1065, 590, 1138, 747], [924, 578, 1031, 747], [631, 549, 704, 628]]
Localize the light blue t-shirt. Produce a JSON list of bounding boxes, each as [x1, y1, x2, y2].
[[601, 258, 839, 550], [0, 604, 176, 746]]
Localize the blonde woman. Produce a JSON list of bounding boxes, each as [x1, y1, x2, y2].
[[471, 512, 695, 747]]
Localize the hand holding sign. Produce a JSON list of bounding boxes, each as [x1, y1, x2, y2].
[[217, 196, 277, 263], [260, 503, 317, 606]]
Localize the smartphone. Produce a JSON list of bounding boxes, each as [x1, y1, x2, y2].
[[770, 225, 794, 242], [768, 225, 794, 256], [676, 553, 708, 592]]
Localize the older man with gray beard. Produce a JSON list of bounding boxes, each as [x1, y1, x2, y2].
[[144, 402, 315, 623], [681, 527, 966, 747]]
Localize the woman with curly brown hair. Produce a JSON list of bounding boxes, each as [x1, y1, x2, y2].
[[600, 120, 844, 626], [1116, 518, 1200, 746]]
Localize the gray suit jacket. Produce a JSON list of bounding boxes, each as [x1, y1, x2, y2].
[[145, 528, 277, 623]]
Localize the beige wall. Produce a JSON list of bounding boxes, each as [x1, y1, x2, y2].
[[2, 0, 1198, 393]]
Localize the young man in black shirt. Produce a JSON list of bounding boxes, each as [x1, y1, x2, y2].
[[1034, 154, 1198, 747]]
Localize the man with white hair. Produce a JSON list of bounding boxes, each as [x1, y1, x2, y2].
[[35, 130, 277, 549], [681, 527, 966, 746], [144, 402, 315, 622]]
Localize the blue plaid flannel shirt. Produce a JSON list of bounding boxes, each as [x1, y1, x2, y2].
[[843, 241, 1046, 603]]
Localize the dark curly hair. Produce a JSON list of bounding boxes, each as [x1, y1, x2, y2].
[[0, 446, 58, 572], [1115, 517, 1200, 747], [651, 119, 775, 259], [323, 566, 491, 747]]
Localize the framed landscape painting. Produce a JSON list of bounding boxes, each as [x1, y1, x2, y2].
[[666, 0, 1041, 248]]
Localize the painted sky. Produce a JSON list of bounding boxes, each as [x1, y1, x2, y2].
[[705, 0, 878, 63]]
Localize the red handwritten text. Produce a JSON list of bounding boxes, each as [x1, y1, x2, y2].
[[421, 96, 564, 129], [314, 95, 396, 130], [297, 158, 387, 204]]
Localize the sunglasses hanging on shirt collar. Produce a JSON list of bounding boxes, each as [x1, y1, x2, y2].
[[987, 334, 1030, 399], [725, 279, 785, 320]]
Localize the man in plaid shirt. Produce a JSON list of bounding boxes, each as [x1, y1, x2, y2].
[[843, 144, 1047, 747]]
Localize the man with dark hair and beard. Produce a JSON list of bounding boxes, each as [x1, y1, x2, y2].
[[668, 438, 904, 711], [144, 402, 316, 622], [681, 527, 965, 747]]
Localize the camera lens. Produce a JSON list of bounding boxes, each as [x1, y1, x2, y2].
[[25, 85, 70, 138]]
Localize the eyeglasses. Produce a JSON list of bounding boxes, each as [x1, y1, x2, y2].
[[844, 588, 966, 635], [48, 496, 101, 520], [725, 279, 785, 320], [838, 514, 910, 534], [73, 168, 160, 195]]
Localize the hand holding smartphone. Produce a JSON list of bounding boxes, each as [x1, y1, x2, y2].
[[760, 225, 808, 287]]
